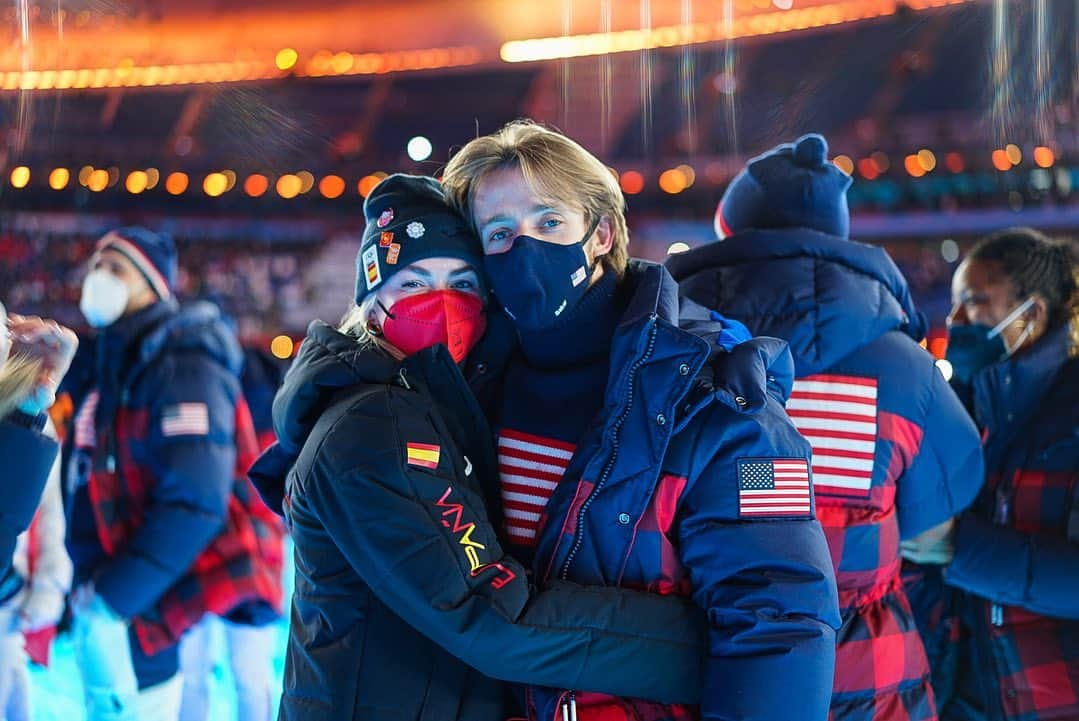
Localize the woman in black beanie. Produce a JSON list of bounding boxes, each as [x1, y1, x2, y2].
[[249, 174, 706, 721]]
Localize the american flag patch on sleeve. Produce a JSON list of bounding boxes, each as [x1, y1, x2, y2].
[[161, 403, 210, 437], [738, 458, 812, 518]]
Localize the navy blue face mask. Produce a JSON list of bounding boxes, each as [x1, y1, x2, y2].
[[483, 218, 600, 331], [945, 296, 1035, 385]]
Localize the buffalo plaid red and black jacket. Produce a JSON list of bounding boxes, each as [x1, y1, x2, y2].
[[940, 323, 1079, 721], [69, 301, 280, 655], [668, 229, 986, 721]]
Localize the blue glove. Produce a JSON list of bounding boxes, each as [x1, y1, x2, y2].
[[710, 310, 753, 351]]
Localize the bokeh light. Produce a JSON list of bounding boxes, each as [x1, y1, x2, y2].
[[270, 335, 295, 359], [126, 170, 149, 194], [319, 175, 346, 199], [904, 155, 926, 178], [407, 136, 433, 162], [87, 169, 110, 192], [203, 172, 228, 197], [917, 149, 936, 173], [358, 174, 383, 198], [1033, 146, 1055, 168], [277, 174, 302, 199], [165, 172, 189, 195], [275, 48, 298, 71], [620, 170, 644, 195], [676, 164, 696, 188], [245, 174, 269, 197], [9, 166, 30, 188], [991, 149, 1012, 172], [940, 239, 959, 263], [659, 168, 688, 194], [48, 168, 70, 190], [857, 158, 879, 180], [1005, 143, 1022, 166], [832, 155, 854, 175]]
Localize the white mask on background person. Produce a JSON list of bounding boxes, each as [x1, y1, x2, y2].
[[80, 270, 130, 328]]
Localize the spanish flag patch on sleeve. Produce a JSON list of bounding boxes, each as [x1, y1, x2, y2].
[[406, 442, 441, 469]]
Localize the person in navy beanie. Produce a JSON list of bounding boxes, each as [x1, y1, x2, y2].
[[66, 227, 281, 721], [666, 133, 984, 721], [714, 132, 852, 240]]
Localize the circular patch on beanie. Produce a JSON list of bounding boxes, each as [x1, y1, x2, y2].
[[377, 208, 394, 228], [406, 221, 426, 239]]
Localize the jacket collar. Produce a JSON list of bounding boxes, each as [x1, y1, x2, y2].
[[973, 322, 1072, 442], [665, 228, 928, 343]]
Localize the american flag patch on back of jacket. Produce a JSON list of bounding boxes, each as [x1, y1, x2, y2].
[[497, 429, 575, 547], [738, 458, 812, 518], [787, 374, 878, 498]]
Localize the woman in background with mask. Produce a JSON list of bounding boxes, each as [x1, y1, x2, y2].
[[925, 227, 1079, 721], [248, 173, 708, 721]]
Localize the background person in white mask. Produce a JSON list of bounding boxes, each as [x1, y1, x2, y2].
[[66, 227, 280, 721]]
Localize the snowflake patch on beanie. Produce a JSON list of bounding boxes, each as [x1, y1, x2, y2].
[[406, 221, 425, 239]]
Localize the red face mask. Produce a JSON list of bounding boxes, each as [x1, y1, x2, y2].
[[381, 290, 487, 363]]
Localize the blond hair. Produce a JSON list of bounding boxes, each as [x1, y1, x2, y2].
[[0, 354, 44, 419], [338, 298, 405, 360], [442, 120, 629, 276]]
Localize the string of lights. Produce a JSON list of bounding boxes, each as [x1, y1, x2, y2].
[[4, 145, 1064, 199]]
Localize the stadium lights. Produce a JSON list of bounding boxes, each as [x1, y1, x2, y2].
[[500, 0, 974, 62]]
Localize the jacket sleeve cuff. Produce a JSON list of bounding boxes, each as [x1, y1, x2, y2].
[[701, 630, 835, 720], [94, 553, 175, 619], [945, 513, 1030, 604]]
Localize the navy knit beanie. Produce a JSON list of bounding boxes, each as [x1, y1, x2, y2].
[[96, 226, 177, 300], [715, 133, 853, 240], [355, 174, 484, 305]]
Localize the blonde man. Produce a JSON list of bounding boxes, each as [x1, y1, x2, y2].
[[441, 120, 841, 721]]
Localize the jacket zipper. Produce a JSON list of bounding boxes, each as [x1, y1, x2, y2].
[[549, 319, 657, 720], [991, 480, 1011, 627], [559, 317, 659, 581]]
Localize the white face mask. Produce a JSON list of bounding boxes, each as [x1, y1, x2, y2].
[[80, 269, 130, 328]]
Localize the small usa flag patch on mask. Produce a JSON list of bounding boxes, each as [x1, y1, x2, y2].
[[162, 403, 209, 437], [571, 265, 587, 287]]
